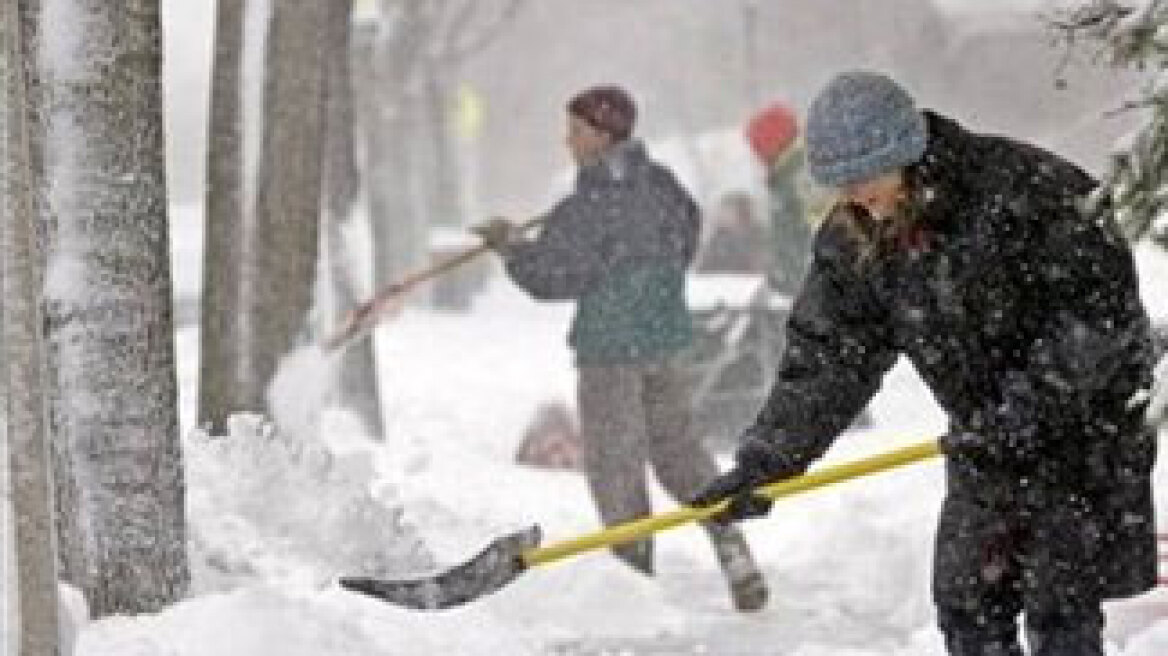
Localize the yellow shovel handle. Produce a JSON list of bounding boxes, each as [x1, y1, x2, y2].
[[522, 439, 941, 568]]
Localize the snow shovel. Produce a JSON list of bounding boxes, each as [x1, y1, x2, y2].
[[339, 439, 941, 610], [322, 215, 547, 352]]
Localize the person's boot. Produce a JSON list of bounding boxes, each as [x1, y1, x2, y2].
[[611, 538, 654, 576], [707, 525, 768, 612]]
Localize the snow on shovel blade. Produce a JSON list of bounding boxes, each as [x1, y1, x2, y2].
[[339, 525, 542, 610]]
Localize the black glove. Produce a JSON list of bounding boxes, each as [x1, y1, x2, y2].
[[690, 466, 774, 524], [470, 217, 520, 251], [690, 431, 795, 524]]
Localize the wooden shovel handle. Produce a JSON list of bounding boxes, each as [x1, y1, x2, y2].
[[323, 214, 547, 351]]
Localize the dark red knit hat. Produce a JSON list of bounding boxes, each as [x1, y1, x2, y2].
[[567, 85, 637, 141], [745, 102, 799, 164]]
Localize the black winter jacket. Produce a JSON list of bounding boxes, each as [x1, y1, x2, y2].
[[742, 111, 1158, 598]]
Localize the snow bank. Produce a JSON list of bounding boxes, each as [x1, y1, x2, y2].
[[1124, 619, 1168, 656], [183, 415, 431, 593], [264, 344, 343, 444], [69, 208, 1168, 654]]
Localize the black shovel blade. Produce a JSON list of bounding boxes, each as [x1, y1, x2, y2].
[[339, 525, 542, 610]]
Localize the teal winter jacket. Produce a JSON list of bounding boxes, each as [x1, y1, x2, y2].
[[503, 140, 699, 365]]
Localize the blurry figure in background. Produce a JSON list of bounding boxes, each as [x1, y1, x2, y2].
[[473, 84, 768, 612], [694, 71, 1158, 655], [735, 104, 874, 430], [696, 191, 768, 274], [745, 102, 817, 296]]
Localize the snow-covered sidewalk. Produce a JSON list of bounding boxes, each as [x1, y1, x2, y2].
[[75, 246, 1168, 655]]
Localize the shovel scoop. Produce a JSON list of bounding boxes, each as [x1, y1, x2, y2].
[[339, 440, 941, 610], [340, 525, 542, 610]]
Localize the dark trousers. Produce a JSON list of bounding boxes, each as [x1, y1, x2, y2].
[[576, 359, 751, 576], [933, 465, 1106, 656]]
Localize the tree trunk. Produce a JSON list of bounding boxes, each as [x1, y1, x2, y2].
[[198, 0, 247, 433], [324, 0, 385, 440], [27, 0, 188, 617], [420, 59, 462, 228], [242, 0, 329, 416], [13, 0, 87, 601], [3, 0, 60, 649], [361, 1, 428, 291]]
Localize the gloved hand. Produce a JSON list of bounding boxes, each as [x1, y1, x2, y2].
[[470, 217, 520, 251], [690, 466, 774, 524], [690, 432, 792, 524]]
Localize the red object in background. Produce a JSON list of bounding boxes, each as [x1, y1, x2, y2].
[[745, 102, 799, 165], [514, 401, 583, 471]]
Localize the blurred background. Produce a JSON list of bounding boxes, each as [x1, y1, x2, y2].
[[161, 0, 1153, 443], [162, 0, 1142, 218]]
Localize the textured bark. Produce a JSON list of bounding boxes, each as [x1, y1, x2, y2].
[[324, 0, 385, 439], [241, 0, 329, 415], [3, 0, 60, 650], [28, 0, 188, 616], [198, 0, 247, 432]]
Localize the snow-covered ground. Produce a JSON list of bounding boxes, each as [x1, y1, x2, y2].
[[65, 208, 1168, 654]]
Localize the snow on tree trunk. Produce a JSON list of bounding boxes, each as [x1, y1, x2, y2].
[[3, 0, 61, 649], [323, 0, 385, 440], [198, 0, 248, 433], [239, 0, 329, 422], [29, 0, 188, 617]]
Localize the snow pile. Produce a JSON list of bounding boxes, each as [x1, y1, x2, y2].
[[1124, 620, 1168, 656], [77, 588, 388, 656], [183, 415, 431, 592], [59, 583, 89, 655], [65, 212, 1168, 653], [264, 344, 343, 443]]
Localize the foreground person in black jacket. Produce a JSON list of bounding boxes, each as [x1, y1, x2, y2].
[[692, 71, 1158, 655]]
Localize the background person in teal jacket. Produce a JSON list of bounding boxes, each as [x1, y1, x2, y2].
[[474, 85, 768, 612]]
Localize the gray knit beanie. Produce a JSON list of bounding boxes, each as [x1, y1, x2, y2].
[[805, 71, 927, 187]]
